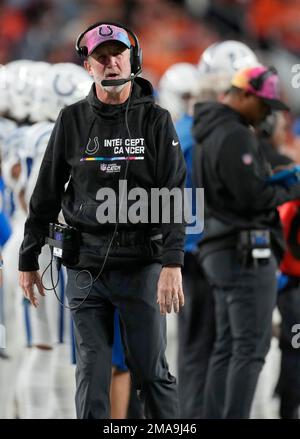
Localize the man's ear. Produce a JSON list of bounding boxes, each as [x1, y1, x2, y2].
[[84, 59, 93, 77]]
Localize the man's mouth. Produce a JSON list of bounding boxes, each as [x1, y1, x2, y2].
[[105, 73, 119, 79]]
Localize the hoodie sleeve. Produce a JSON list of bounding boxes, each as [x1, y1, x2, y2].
[[217, 128, 300, 213], [154, 110, 187, 267], [19, 111, 71, 271]]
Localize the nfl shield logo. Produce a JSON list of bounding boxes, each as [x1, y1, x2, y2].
[[241, 154, 253, 165], [100, 163, 107, 171]]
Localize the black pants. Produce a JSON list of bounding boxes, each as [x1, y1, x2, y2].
[[276, 281, 300, 418], [177, 252, 215, 418], [66, 263, 179, 419], [202, 248, 277, 419]]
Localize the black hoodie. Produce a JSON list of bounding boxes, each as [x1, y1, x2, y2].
[[19, 78, 186, 271], [192, 102, 300, 259]]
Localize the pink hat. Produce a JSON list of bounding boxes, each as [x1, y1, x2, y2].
[[231, 66, 289, 111], [81, 24, 131, 56]]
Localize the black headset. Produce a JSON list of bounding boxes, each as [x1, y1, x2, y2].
[[249, 66, 277, 91], [75, 21, 142, 76]]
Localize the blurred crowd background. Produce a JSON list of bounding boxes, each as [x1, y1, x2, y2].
[[1, 0, 300, 156], [0, 0, 298, 79]]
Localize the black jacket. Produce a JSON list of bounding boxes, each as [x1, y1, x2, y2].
[[192, 102, 300, 259], [19, 78, 186, 271]]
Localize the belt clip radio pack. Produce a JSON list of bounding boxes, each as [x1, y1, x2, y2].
[[46, 223, 80, 267], [239, 229, 271, 260]]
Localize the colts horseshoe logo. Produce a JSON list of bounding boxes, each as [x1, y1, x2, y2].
[[85, 137, 100, 155], [99, 25, 114, 37], [53, 74, 77, 96]]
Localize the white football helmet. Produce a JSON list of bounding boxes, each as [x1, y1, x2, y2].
[[26, 61, 52, 122], [198, 40, 260, 76], [5, 60, 35, 122], [158, 62, 201, 121], [31, 63, 93, 122]]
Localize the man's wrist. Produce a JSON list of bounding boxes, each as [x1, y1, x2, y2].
[[162, 249, 184, 267]]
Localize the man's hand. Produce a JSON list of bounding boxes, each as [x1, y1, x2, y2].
[[157, 266, 184, 315], [19, 271, 45, 308]]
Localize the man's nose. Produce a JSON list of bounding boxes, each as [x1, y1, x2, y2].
[[106, 55, 117, 67]]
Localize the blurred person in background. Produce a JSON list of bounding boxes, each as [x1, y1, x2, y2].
[[249, 112, 292, 419], [275, 210, 300, 417], [177, 40, 260, 419], [14, 62, 91, 420], [193, 65, 300, 419], [256, 112, 300, 419], [0, 58, 35, 415], [0, 60, 91, 419], [156, 39, 260, 418], [158, 61, 215, 419], [0, 60, 21, 410]]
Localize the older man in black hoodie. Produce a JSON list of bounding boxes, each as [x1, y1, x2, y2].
[[18, 23, 186, 419], [193, 65, 300, 419]]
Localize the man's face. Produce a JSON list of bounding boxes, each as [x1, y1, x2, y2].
[[84, 41, 131, 93]]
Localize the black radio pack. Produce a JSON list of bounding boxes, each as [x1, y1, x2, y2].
[[46, 223, 80, 267], [238, 229, 271, 261]]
